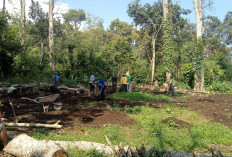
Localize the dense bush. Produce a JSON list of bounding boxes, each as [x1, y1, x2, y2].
[[209, 81, 232, 93]]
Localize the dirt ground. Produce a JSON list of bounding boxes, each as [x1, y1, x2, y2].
[[0, 90, 232, 156], [1, 91, 232, 132], [183, 93, 232, 127]]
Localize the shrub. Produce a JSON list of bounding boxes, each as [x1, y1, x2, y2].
[[209, 81, 232, 93]]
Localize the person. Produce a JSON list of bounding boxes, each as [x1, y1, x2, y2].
[[126, 74, 131, 92], [112, 74, 117, 93], [94, 80, 107, 101], [121, 74, 128, 92], [52, 72, 60, 87], [89, 72, 98, 94], [169, 75, 175, 96]]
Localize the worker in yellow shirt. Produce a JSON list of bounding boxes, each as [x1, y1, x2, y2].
[[121, 74, 128, 92]]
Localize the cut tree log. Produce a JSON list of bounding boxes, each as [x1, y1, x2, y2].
[[3, 134, 227, 157], [4, 134, 67, 157], [4, 121, 62, 129]]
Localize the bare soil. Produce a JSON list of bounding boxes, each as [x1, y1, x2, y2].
[[183, 93, 232, 127]]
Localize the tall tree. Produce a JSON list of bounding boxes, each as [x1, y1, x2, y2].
[[162, 0, 174, 82], [163, 0, 168, 20], [128, 0, 163, 85], [49, 0, 55, 72], [20, 0, 26, 46], [193, 0, 204, 91], [63, 9, 86, 31], [3, 0, 5, 13]]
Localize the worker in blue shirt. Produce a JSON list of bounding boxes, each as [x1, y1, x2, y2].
[[94, 80, 107, 101], [52, 72, 60, 87]]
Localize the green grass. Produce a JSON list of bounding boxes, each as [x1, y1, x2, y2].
[[68, 149, 106, 157], [109, 92, 170, 102]]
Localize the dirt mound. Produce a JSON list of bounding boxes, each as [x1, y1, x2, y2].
[[161, 117, 191, 129], [184, 94, 232, 127]]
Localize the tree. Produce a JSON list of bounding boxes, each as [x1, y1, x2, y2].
[[162, 0, 174, 82], [193, 0, 204, 91], [223, 11, 232, 46], [128, 0, 163, 84], [109, 18, 133, 38], [63, 9, 86, 31], [0, 13, 21, 79], [49, 0, 55, 72], [28, 0, 48, 66], [20, 0, 26, 46]]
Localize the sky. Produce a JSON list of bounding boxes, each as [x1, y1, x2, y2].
[[1, 0, 231, 29]]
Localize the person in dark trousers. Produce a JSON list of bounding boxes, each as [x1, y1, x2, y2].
[[169, 75, 175, 96], [121, 74, 128, 92], [52, 72, 60, 87], [112, 74, 117, 93], [94, 80, 107, 101], [89, 72, 98, 94]]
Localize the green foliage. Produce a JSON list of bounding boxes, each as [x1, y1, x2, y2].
[[209, 81, 232, 93], [179, 63, 194, 88], [0, 13, 21, 79], [193, 38, 204, 78], [63, 9, 86, 30], [175, 81, 191, 90], [162, 16, 174, 72]]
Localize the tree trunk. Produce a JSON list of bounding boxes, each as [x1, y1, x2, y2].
[[40, 42, 44, 66], [20, 0, 26, 46], [151, 34, 156, 85], [4, 134, 66, 157], [3, 0, 5, 13], [49, 0, 55, 72], [163, 0, 168, 21], [194, 0, 205, 91], [194, 0, 203, 39]]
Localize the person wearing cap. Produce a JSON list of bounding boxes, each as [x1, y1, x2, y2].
[[121, 74, 128, 92], [89, 72, 98, 94], [52, 72, 60, 87], [169, 75, 175, 96]]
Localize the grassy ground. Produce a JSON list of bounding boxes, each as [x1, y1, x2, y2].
[[30, 92, 232, 156], [109, 92, 171, 101]]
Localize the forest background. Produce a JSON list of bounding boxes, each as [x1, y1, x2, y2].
[[0, 0, 232, 93]]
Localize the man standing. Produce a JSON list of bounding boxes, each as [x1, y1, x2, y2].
[[121, 74, 128, 92], [112, 74, 117, 93], [89, 72, 98, 94], [169, 75, 175, 96], [126, 75, 131, 92], [52, 72, 59, 87]]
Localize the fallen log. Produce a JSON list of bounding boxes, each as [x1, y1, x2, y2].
[[3, 134, 228, 157], [4, 121, 62, 129], [4, 134, 67, 157]]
